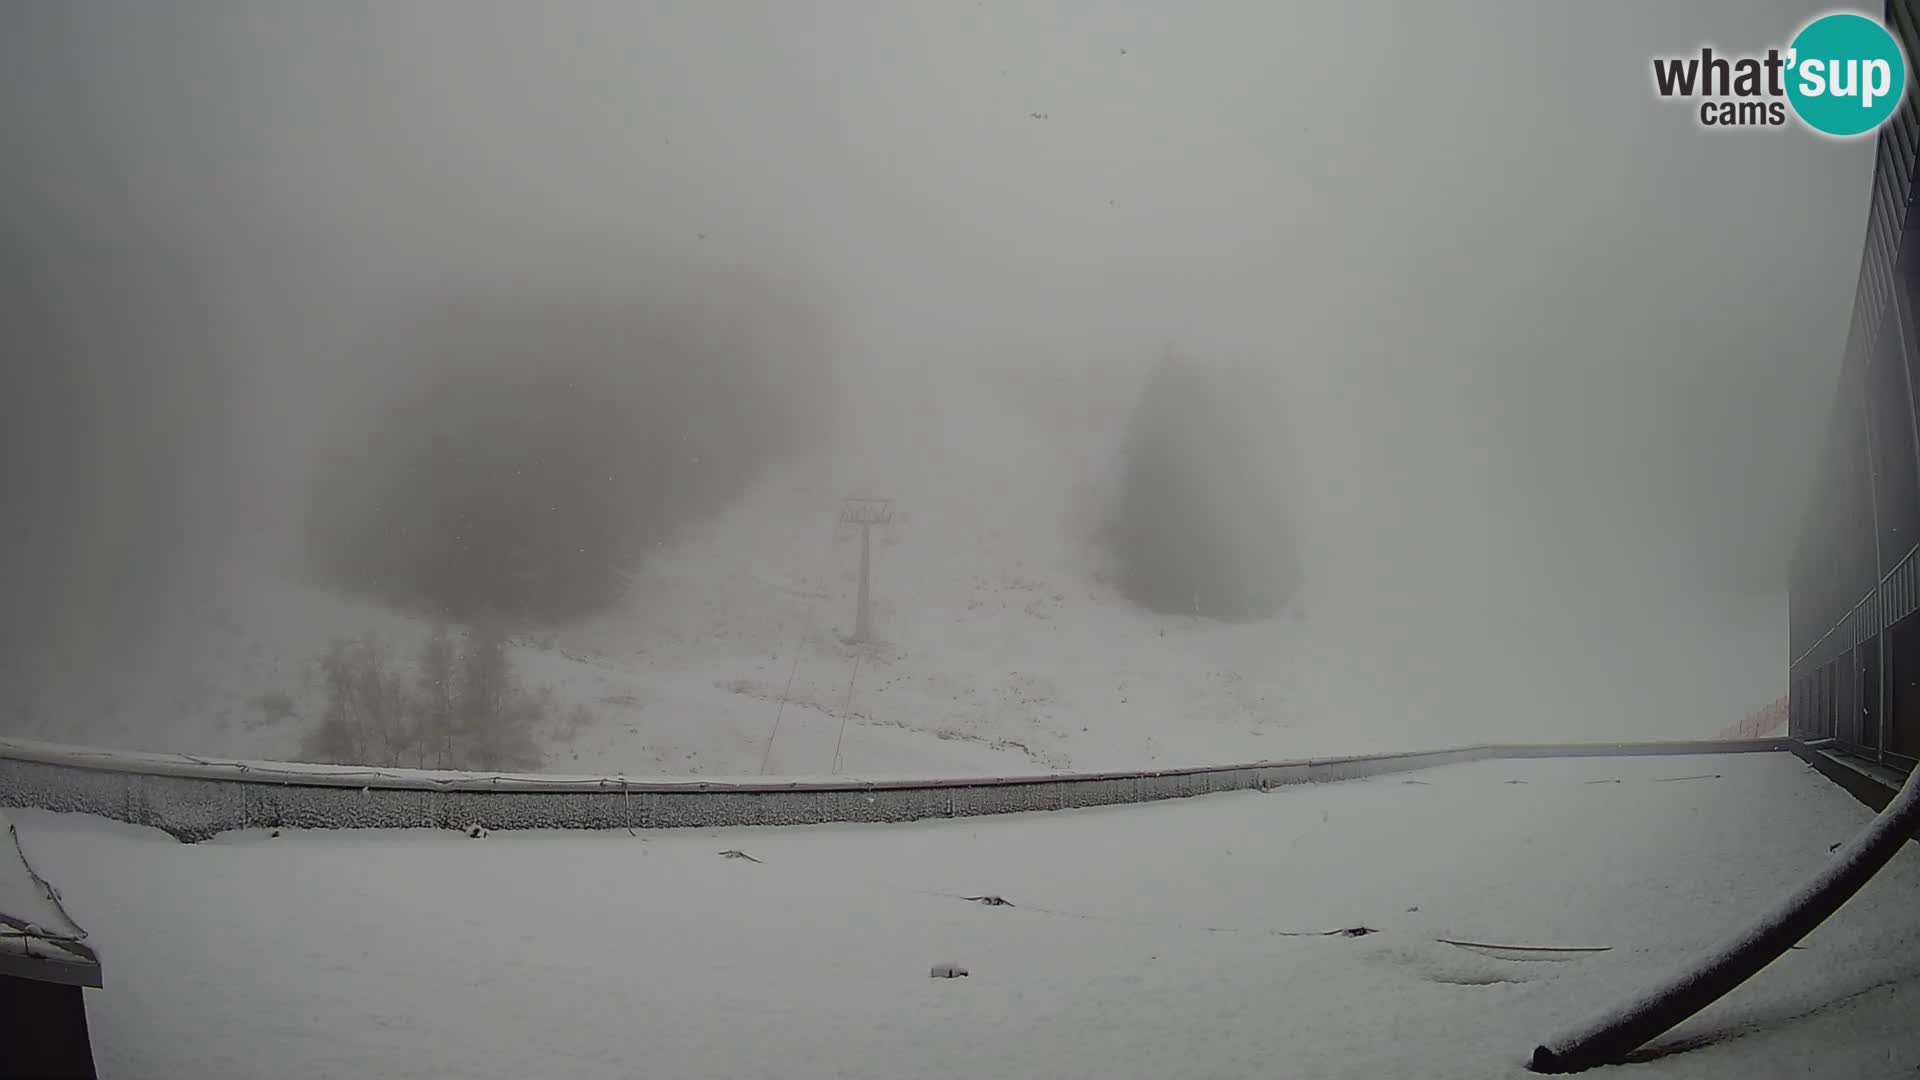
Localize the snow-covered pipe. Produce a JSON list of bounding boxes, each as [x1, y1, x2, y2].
[[1530, 756, 1920, 1073]]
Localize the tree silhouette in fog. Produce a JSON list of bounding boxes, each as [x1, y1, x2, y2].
[[306, 280, 833, 622], [1110, 354, 1301, 621]]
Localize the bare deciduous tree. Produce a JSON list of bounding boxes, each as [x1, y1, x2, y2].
[[300, 623, 545, 771], [302, 634, 410, 766], [411, 623, 456, 769]]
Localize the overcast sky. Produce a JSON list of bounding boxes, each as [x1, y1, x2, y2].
[[2, 1, 1875, 723]]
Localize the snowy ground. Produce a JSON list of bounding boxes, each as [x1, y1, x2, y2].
[[12, 751, 1918, 1079]]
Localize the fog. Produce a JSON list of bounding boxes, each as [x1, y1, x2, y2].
[[2, 1, 1870, 755]]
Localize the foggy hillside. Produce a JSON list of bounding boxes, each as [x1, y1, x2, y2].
[[1, 1, 1864, 774]]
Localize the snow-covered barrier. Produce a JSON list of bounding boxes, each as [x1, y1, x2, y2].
[[0, 737, 1791, 843]]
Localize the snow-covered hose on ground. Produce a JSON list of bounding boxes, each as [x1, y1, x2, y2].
[[1530, 760, 1920, 1073]]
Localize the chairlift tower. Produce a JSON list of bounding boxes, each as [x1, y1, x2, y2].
[[839, 498, 893, 644]]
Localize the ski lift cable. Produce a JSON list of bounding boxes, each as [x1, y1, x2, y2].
[[830, 651, 863, 775], [758, 511, 843, 776]]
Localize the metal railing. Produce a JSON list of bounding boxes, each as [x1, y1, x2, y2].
[[1790, 541, 1920, 681]]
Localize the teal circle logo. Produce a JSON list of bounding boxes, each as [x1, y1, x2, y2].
[[1787, 13, 1908, 137]]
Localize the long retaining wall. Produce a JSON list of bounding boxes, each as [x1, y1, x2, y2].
[[0, 737, 1791, 843]]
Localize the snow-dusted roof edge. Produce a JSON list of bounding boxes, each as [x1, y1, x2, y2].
[[0, 808, 102, 988]]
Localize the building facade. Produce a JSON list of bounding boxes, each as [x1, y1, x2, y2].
[[1788, 0, 1920, 769]]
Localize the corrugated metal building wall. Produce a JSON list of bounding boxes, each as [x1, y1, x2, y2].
[[1788, 0, 1920, 769]]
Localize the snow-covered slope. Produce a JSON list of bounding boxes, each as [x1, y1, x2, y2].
[[0, 366, 1788, 777]]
